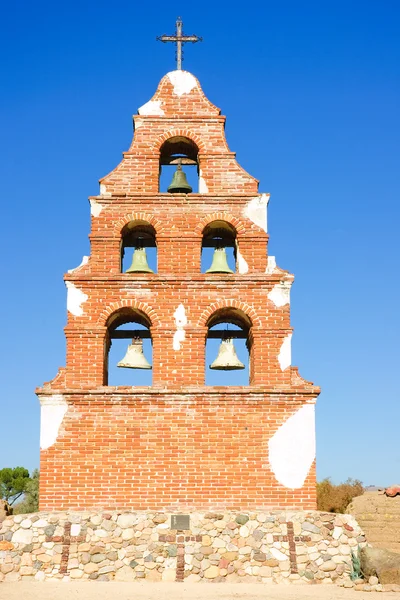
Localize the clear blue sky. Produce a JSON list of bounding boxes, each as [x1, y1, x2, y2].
[[1, 1, 399, 487]]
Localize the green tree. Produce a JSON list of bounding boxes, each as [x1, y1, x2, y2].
[[0, 467, 30, 505], [13, 469, 39, 514]]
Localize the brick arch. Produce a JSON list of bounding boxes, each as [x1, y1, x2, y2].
[[98, 299, 161, 329], [151, 129, 206, 154], [198, 300, 261, 329], [113, 213, 165, 236], [194, 213, 247, 236]]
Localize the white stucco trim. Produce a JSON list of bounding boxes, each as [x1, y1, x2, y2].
[[138, 100, 165, 116], [66, 281, 88, 316], [199, 169, 209, 193], [38, 395, 68, 450], [265, 256, 278, 274], [90, 198, 103, 216], [173, 304, 188, 350], [268, 281, 292, 307], [243, 193, 270, 232], [278, 333, 292, 371], [68, 256, 89, 274], [268, 404, 316, 489], [235, 241, 249, 274], [167, 71, 197, 96]]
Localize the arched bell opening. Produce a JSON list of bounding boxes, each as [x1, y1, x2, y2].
[[201, 221, 237, 274], [105, 308, 153, 386], [205, 308, 251, 386], [121, 221, 157, 274], [159, 136, 199, 193]]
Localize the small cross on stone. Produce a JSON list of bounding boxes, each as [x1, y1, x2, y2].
[[45, 521, 85, 575], [273, 521, 311, 574], [157, 18, 202, 70]]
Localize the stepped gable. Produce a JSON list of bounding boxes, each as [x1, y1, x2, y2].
[[36, 63, 320, 512], [99, 70, 258, 196]]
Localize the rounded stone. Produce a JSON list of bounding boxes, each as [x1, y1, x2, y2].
[[236, 515, 249, 525], [320, 560, 337, 572], [153, 514, 168, 524], [121, 528, 134, 540], [204, 565, 220, 579], [186, 573, 201, 582], [98, 565, 116, 575], [44, 526, 56, 537], [1, 564, 15, 575], [20, 519, 32, 529], [129, 560, 138, 568], [166, 545, 177, 557], [69, 569, 84, 579], [84, 563, 99, 574], [91, 553, 106, 563], [369, 576, 379, 586], [117, 514, 137, 528], [11, 529, 33, 545]]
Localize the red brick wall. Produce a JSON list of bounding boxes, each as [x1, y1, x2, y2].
[[37, 71, 319, 511], [39, 392, 317, 511]]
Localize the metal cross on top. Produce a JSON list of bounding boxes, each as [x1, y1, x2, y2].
[[157, 17, 202, 70]]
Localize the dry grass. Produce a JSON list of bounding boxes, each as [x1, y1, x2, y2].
[[317, 478, 364, 513]]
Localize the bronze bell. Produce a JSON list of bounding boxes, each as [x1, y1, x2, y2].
[[125, 247, 154, 273], [206, 247, 234, 274], [209, 338, 245, 370], [117, 338, 152, 369], [167, 164, 192, 194]]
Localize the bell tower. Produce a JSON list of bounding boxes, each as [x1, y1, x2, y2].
[[36, 24, 320, 511]]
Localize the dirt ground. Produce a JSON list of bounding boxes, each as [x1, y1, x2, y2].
[[0, 582, 399, 600]]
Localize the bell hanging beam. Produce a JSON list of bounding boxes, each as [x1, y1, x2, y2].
[[206, 247, 234, 274], [125, 247, 154, 273], [167, 163, 192, 194], [209, 338, 245, 371], [117, 338, 152, 370]]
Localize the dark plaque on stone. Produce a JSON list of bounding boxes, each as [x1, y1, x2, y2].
[[171, 514, 190, 530]]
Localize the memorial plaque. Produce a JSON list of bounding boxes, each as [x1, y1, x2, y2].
[[171, 514, 190, 530]]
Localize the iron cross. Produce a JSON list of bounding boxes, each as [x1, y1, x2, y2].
[[157, 18, 202, 70]]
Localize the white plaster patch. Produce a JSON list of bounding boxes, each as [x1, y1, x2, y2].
[[199, 169, 209, 193], [243, 193, 270, 232], [66, 281, 88, 316], [278, 333, 292, 371], [265, 256, 278, 274], [99, 183, 110, 196], [268, 281, 292, 307], [173, 303, 187, 351], [138, 100, 165, 116], [68, 255, 89, 274], [235, 241, 249, 274], [268, 404, 316, 489], [167, 70, 197, 96], [38, 395, 68, 450], [90, 198, 103, 216], [70, 524, 81, 536]]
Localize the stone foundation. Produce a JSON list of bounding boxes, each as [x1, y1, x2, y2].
[[0, 510, 365, 583]]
